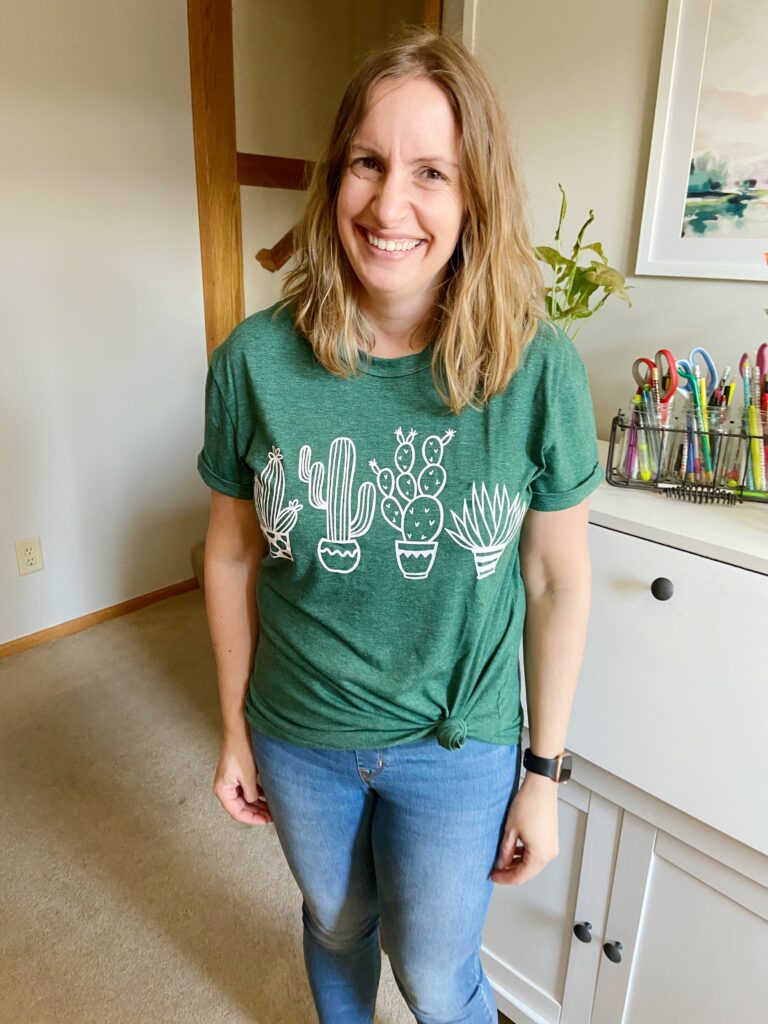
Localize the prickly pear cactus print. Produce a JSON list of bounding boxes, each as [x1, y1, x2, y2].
[[369, 427, 455, 579]]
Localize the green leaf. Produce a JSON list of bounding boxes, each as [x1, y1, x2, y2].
[[584, 264, 633, 304], [535, 245, 571, 270], [572, 210, 596, 257], [554, 184, 568, 242], [564, 266, 598, 303], [580, 241, 607, 263]]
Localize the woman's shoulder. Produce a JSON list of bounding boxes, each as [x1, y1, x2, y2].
[[518, 318, 585, 379], [210, 299, 301, 374]]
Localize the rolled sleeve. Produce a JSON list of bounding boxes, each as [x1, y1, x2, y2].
[[529, 328, 604, 511], [197, 361, 254, 499]]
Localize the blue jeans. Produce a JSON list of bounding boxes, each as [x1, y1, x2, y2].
[[248, 725, 522, 1024]]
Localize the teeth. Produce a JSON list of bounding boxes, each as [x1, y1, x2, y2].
[[365, 231, 422, 252]]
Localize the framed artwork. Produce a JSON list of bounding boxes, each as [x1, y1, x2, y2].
[[636, 0, 768, 282]]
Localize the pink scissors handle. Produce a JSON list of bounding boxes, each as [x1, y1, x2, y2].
[[757, 343, 768, 383]]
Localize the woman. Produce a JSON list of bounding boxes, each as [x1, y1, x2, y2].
[[198, 26, 602, 1024]]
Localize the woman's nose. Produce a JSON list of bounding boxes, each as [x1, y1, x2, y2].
[[370, 169, 411, 224]]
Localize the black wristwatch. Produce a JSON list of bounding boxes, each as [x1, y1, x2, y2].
[[523, 747, 572, 784]]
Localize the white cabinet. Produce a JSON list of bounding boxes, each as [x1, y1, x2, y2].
[[482, 468, 768, 1024], [590, 814, 768, 1024], [574, 525, 768, 854]]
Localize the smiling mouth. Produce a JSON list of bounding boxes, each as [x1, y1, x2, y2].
[[356, 224, 426, 252]]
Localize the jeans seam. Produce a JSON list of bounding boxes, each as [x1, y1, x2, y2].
[[477, 954, 497, 1024]]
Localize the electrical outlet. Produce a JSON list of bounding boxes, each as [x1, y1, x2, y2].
[[15, 536, 44, 576]]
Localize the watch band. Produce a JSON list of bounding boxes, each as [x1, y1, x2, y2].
[[523, 747, 572, 783]]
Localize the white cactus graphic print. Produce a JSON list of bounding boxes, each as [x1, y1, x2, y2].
[[298, 436, 376, 574], [445, 483, 527, 579], [253, 428, 529, 581], [369, 427, 455, 579], [253, 446, 303, 561]]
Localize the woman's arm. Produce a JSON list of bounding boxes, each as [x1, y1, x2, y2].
[[492, 496, 592, 884], [203, 490, 267, 740], [203, 491, 272, 825], [517, 496, 592, 787]]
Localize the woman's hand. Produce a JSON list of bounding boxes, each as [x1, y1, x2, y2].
[[213, 730, 273, 825], [490, 774, 559, 885]]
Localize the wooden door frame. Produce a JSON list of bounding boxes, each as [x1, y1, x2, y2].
[[187, 0, 443, 360]]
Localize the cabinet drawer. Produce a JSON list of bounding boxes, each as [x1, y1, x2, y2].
[[568, 524, 767, 854]]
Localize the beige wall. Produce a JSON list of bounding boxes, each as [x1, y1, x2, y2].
[[233, 0, 424, 315], [0, 0, 209, 645], [473, 0, 768, 439]]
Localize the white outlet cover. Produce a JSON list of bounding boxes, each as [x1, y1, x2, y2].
[[15, 536, 44, 576]]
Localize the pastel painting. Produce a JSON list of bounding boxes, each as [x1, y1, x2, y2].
[[683, 0, 768, 238]]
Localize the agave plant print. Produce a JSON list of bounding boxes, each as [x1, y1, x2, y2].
[[444, 483, 528, 580]]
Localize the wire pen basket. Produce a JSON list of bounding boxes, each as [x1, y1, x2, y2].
[[606, 407, 768, 505]]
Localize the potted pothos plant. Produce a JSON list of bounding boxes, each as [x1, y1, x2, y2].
[[536, 184, 632, 339]]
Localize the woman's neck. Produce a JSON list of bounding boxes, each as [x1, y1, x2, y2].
[[360, 296, 433, 358]]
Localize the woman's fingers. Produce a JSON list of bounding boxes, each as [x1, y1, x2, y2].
[[216, 779, 273, 824], [213, 739, 273, 825], [490, 839, 537, 885]]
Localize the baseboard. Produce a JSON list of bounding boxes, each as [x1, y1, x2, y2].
[[0, 578, 199, 660]]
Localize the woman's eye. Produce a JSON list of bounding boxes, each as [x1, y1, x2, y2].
[[350, 158, 446, 182]]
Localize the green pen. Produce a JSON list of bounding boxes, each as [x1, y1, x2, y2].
[[678, 367, 713, 482]]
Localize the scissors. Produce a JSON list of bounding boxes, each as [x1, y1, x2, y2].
[[757, 343, 768, 388], [631, 348, 679, 405], [631, 349, 679, 475], [676, 346, 718, 399]]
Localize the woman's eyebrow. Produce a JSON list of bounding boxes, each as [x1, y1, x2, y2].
[[349, 143, 458, 168]]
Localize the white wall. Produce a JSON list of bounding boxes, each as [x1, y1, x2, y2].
[[473, 0, 768, 439], [0, 0, 209, 644]]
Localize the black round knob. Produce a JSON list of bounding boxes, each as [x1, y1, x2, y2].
[[603, 940, 623, 963], [651, 577, 674, 601], [573, 922, 592, 943]]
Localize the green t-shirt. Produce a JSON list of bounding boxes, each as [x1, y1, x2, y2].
[[197, 300, 603, 751]]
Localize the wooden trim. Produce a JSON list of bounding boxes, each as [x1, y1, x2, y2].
[[423, 0, 442, 30], [256, 228, 295, 272], [0, 579, 199, 661], [187, 0, 244, 360], [237, 152, 315, 190]]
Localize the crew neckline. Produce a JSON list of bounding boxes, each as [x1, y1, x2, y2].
[[356, 341, 435, 378]]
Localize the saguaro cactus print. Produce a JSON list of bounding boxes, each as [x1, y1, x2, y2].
[[298, 436, 375, 573]]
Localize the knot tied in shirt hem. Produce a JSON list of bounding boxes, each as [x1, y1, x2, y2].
[[436, 716, 468, 751]]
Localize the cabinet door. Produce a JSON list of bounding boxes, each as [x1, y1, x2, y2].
[[591, 811, 768, 1024], [571, 524, 768, 854], [481, 781, 617, 1024]]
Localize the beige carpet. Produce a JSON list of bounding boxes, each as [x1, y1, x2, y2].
[[0, 590, 415, 1024]]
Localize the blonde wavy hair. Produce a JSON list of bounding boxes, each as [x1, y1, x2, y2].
[[274, 25, 545, 415]]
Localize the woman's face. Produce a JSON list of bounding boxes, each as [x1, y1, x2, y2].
[[336, 75, 465, 309]]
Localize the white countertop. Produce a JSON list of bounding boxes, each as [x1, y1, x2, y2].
[[590, 439, 768, 576]]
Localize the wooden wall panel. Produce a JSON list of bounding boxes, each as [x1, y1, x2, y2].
[[187, 0, 244, 359]]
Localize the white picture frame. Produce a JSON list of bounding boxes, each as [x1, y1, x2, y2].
[[636, 0, 768, 282]]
